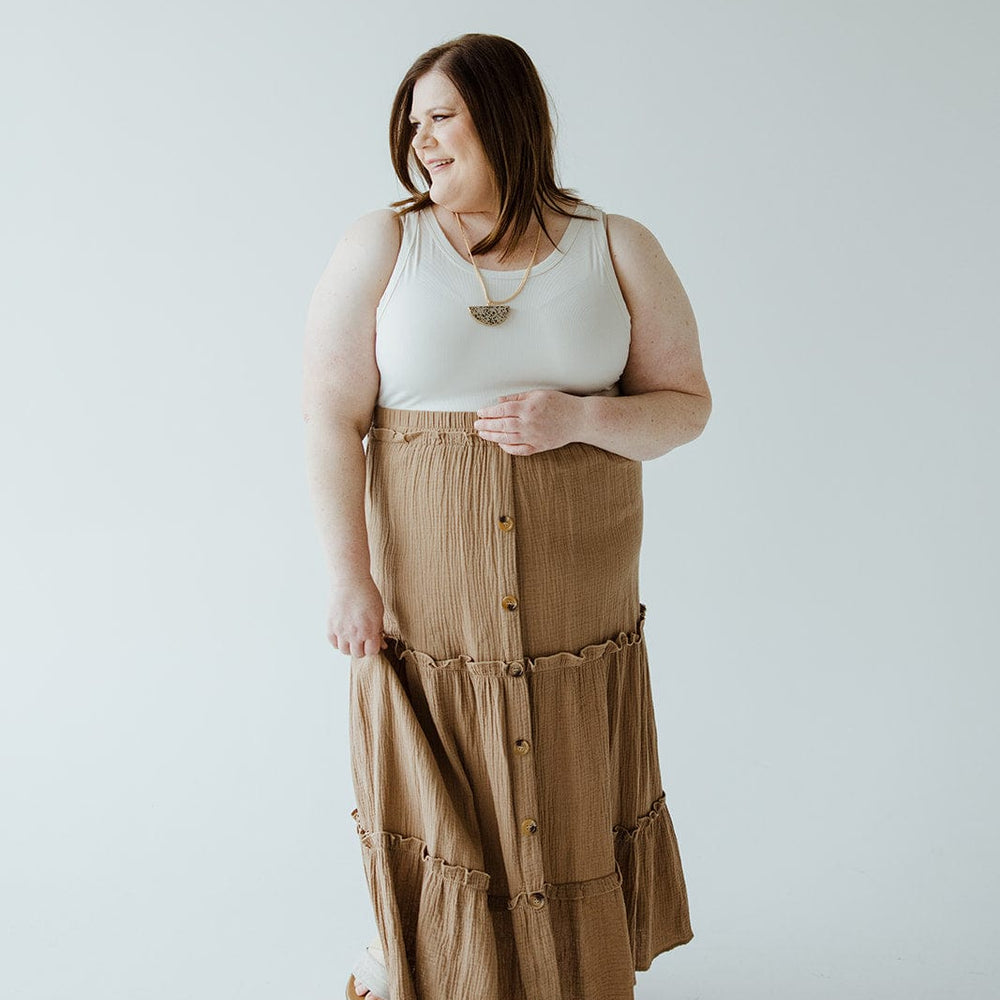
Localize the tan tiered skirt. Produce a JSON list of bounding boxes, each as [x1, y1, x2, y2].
[[348, 405, 693, 1000]]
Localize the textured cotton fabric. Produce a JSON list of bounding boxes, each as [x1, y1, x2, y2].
[[348, 406, 694, 1000], [373, 202, 632, 410]]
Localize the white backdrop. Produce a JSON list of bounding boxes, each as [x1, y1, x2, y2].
[[2, 2, 997, 998]]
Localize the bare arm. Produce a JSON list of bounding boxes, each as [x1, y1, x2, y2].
[[301, 208, 401, 654], [576, 215, 712, 461]]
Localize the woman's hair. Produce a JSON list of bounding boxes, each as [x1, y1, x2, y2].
[[388, 33, 597, 261]]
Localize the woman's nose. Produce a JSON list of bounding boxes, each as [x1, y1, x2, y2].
[[412, 123, 433, 148]]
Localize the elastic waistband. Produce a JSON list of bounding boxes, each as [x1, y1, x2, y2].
[[371, 406, 478, 432]]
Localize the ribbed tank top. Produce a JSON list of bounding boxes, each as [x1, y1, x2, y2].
[[374, 201, 632, 411]]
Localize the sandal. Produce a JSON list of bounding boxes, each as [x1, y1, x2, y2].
[[345, 935, 391, 1000]]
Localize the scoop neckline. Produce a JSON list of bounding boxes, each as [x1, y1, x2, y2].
[[425, 202, 588, 276]]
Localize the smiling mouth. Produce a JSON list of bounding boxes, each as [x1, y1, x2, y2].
[[428, 159, 454, 172]]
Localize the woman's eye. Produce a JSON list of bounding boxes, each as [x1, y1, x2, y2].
[[410, 115, 449, 128]]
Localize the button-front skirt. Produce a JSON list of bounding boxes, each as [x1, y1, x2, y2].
[[348, 405, 693, 1000]]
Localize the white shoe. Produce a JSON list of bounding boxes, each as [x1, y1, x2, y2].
[[347, 935, 390, 999]]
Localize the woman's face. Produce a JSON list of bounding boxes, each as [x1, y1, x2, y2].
[[409, 70, 497, 214]]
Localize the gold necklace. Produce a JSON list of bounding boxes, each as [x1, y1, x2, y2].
[[455, 212, 543, 326]]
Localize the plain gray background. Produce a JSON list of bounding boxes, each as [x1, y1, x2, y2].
[[2, 1, 997, 998]]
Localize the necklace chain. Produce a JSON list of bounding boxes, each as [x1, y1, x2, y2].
[[455, 213, 544, 306]]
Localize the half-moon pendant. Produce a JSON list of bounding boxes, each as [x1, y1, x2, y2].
[[469, 304, 511, 326]]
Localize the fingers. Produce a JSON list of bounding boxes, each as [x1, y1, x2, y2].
[[474, 415, 517, 435], [363, 633, 388, 657], [329, 631, 388, 657]]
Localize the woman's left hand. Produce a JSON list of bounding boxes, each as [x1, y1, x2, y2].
[[473, 390, 584, 455]]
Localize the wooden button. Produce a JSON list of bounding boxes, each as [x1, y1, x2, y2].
[[514, 738, 531, 754], [521, 817, 538, 835], [498, 514, 514, 531], [501, 595, 518, 611]]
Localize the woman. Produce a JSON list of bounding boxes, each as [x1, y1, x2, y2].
[[303, 33, 711, 1000]]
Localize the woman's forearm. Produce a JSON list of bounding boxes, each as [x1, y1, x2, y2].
[[577, 389, 712, 461], [304, 420, 372, 585]]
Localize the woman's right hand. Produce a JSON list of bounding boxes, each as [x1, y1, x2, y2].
[[326, 576, 389, 658]]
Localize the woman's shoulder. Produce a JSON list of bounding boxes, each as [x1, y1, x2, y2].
[[566, 203, 665, 271], [570, 203, 656, 245], [310, 209, 406, 313], [597, 212, 677, 273], [343, 207, 405, 249], [332, 208, 407, 282], [600, 211, 659, 246], [594, 211, 694, 325]]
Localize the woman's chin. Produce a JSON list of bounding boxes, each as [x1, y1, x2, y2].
[[429, 178, 450, 197]]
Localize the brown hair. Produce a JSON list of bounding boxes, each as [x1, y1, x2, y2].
[[388, 33, 598, 262]]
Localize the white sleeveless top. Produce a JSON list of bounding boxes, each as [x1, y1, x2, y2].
[[374, 201, 632, 411]]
